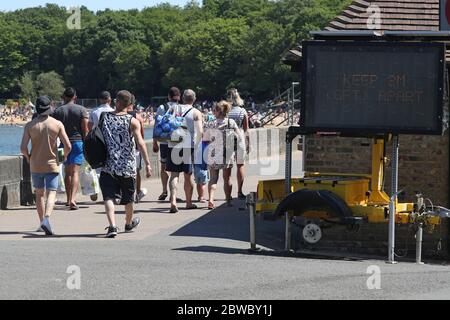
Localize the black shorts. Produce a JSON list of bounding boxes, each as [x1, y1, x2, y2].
[[166, 148, 193, 174], [100, 172, 136, 205], [160, 144, 169, 164]]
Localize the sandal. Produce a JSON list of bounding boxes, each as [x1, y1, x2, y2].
[[170, 207, 179, 214], [208, 203, 216, 210], [186, 204, 198, 210]]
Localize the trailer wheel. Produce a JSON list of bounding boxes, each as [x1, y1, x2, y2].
[[302, 223, 322, 244], [274, 190, 353, 223]]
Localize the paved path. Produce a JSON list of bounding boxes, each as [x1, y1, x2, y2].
[[1, 152, 450, 300]]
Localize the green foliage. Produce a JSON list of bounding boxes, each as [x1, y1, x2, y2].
[[36, 71, 65, 100], [19, 72, 36, 101], [6, 99, 17, 108], [0, 0, 351, 100], [19, 71, 65, 102]]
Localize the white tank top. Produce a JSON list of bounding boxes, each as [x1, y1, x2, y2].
[[168, 104, 195, 148]]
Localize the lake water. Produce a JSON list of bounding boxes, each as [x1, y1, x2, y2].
[[0, 125, 154, 156]]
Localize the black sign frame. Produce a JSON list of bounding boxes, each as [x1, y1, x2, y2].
[[300, 41, 446, 135]]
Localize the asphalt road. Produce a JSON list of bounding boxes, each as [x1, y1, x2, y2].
[[0, 152, 449, 300]]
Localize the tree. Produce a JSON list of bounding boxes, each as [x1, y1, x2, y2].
[[19, 72, 36, 102], [111, 41, 151, 93], [237, 21, 293, 99], [0, 1, 353, 100], [0, 21, 26, 94], [161, 18, 249, 98], [36, 71, 65, 100]]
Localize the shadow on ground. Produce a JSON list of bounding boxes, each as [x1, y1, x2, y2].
[[172, 245, 370, 262], [170, 198, 289, 252]]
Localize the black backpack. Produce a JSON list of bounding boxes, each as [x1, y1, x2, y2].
[[84, 112, 108, 169]]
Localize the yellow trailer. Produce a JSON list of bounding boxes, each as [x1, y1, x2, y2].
[[250, 132, 449, 253]]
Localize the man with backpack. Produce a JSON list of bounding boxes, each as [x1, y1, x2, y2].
[[153, 87, 181, 201], [100, 90, 153, 238], [166, 89, 203, 213]]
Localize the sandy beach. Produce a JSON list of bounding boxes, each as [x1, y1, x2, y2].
[[0, 116, 30, 126]]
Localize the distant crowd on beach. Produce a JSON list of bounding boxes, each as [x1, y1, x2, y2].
[[0, 101, 34, 125], [1, 96, 299, 128]]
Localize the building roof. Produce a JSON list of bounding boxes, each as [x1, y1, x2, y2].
[[284, 0, 448, 70], [326, 0, 439, 32]]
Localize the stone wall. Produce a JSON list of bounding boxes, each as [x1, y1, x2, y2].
[[0, 156, 22, 210]]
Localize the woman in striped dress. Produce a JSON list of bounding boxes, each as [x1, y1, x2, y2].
[[227, 88, 249, 200]]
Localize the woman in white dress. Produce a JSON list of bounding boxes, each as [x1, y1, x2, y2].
[[203, 101, 239, 210]]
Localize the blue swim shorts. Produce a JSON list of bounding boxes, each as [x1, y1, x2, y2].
[[65, 141, 85, 166]]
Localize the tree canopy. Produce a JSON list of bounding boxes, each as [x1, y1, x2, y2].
[[0, 0, 351, 101]]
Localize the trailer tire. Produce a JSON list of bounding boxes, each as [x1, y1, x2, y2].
[[273, 190, 353, 222]]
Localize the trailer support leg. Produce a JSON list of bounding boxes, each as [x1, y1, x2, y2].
[[416, 223, 424, 265], [247, 193, 258, 252], [285, 133, 294, 252]]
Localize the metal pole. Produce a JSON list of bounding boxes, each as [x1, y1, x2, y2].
[[285, 135, 293, 198], [285, 135, 293, 251], [416, 223, 424, 264], [388, 135, 399, 264], [291, 83, 295, 126], [247, 193, 257, 251], [301, 136, 306, 176], [287, 90, 291, 126]]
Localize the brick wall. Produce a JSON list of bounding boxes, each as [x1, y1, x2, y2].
[[302, 134, 450, 259], [297, 218, 450, 260], [305, 133, 450, 206]]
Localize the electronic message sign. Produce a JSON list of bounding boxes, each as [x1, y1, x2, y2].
[[301, 41, 445, 135]]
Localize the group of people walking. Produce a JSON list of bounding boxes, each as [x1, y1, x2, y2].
[[20, 86, 250, 238]]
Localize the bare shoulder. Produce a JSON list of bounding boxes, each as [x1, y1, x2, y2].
[[131, 116, 141, 129], [23, 120, 33, 131], [50, 117, 64, 128], [194, 108, 203, 120]]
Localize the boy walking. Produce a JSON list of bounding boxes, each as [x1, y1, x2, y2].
[[100, 90, 152, 238], [20, 96, 72, 235]]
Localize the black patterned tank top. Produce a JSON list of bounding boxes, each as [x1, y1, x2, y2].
[[101, 113, 137, 177]]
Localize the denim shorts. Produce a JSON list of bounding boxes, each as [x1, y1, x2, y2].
[[65, 140, 85, 166], [194, 165, 209, 185], [32, 173, 59, 191]]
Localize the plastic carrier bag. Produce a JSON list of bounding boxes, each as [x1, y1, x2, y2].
[[80, 163, 100, 196], [57, 164, 66, 194]]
